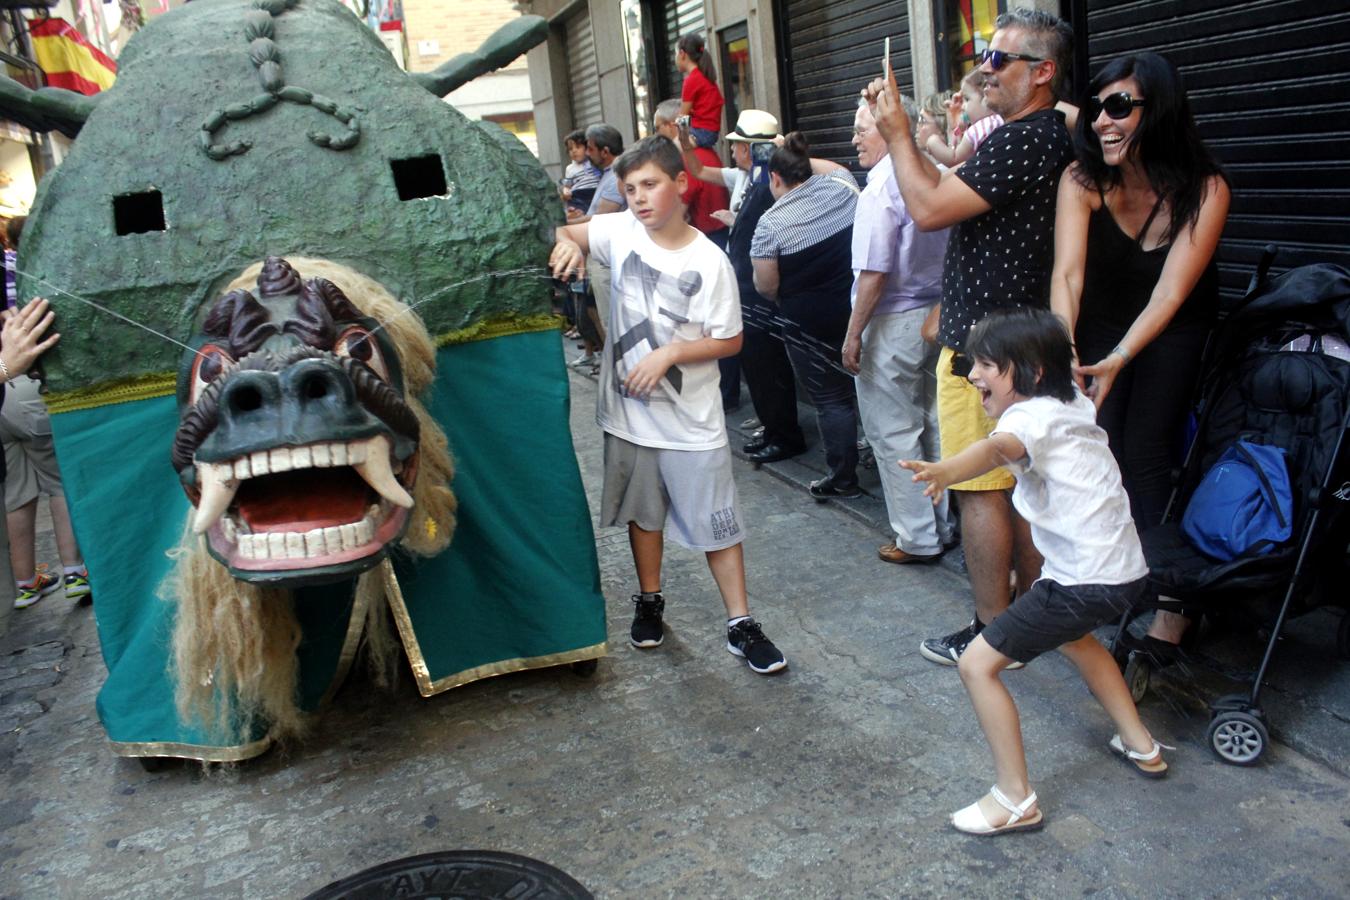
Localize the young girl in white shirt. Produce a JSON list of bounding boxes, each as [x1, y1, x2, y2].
[[901, 307, 1168, 836]]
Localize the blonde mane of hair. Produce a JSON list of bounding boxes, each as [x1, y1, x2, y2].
[[169, 258, 456, 744]]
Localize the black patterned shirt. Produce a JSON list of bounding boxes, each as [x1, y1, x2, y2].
[[939, 108, 1073, 351]]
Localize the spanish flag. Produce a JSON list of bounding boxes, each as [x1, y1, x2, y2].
[[29, 18, 117, 95]]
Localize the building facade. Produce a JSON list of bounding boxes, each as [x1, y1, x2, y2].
[[520, 0, 1349, 299], [403, 0, 538, 154], [0, 0, 128, 217]]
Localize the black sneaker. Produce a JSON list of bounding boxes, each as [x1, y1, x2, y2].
[[919, 619, 1024, 669], [920, 619, 983, 666], [726, 618, 787, 674], [630, 594, 665, 648]]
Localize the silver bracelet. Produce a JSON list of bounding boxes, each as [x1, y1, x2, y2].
[[1110, 344, 1132, 364]]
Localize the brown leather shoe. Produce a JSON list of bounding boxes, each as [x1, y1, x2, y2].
[[878, 542, 940, 564]]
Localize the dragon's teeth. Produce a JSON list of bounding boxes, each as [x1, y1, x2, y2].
[[234, 457, 251, 480], [304, 528, 324, 558], [354, 518, 373, 545], [353, 434, 414, 508], [292, 446, 312, 469], [346, 440, 367, 465], [285, 532, 304, 559], [250, 451, 271, 475], [192, 464, 238, 534], [312, 443, 331, 467], [330, 442, 348, 465], [339, 523, 358, 549], [323, 526, 343, 554], [267, 532, 286, 558], [270, 448, 293, 472]]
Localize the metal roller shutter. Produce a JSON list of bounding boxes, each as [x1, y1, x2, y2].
[[1084, 0, 1350, 302], [565, 6, 603, 132], [777, 0, 914, 168], [659, 0, 707, 102]]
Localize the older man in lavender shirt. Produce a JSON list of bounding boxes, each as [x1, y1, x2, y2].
[[842, 98, 953, 564]]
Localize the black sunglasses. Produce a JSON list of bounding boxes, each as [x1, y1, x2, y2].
[[1087, 91, 1146, 120], [978, 48, 1045, 70]]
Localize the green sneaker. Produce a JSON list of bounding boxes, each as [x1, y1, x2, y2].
[[64, 571, 92, 604], [15, 571, 61, 609]]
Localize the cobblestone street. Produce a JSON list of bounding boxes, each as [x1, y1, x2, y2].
[[0, 360, 1347, 899]]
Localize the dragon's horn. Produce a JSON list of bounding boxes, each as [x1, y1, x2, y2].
[[0, 75, 101, 134], [411, 16, 548, 98]]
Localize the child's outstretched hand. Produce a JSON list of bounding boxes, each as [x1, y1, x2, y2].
[[898, 458, 949, 505]]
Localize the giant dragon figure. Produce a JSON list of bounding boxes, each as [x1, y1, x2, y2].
[[0, 0, 607, 763]]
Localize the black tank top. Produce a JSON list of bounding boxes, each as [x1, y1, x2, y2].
[[1079, 202, 1218, 334]]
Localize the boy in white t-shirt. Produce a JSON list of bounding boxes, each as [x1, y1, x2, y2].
[[901, 308, 1166, 835], [550, 136, 787, 675]]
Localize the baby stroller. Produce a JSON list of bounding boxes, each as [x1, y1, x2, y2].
[[1110, 255, 1350, 766]]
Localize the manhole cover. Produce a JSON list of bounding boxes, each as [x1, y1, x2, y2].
[[302, 850, 593, 900]]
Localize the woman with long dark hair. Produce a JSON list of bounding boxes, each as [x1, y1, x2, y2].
[[1050, 52, 1229, 646], [1051, 53, 1229, 525], [676, 32, 724, 149]]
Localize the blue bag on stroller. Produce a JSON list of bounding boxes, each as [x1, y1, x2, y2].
[[1182, 440, 1293, 561], [1109, 258, 1350, 767]]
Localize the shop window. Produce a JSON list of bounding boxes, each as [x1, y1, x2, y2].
[[622, 0, 707, 136], [620, 0, 656, 137], [935, 0, 1002, 90], [718, 23, 751, 133]]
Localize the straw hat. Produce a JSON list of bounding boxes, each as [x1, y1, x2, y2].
[[725, 109, 781, 143]]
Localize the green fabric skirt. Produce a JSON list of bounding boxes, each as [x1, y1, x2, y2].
[[51, 328, 607, 761]]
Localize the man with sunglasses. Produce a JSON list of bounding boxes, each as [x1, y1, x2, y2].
[[865, 8, 1074, 667]]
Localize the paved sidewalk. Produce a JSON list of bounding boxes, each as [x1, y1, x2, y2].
[[686, 361, 1350, 780], [0, 359, 1346, 898]]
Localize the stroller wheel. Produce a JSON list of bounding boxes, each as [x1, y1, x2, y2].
[[1124, 653, 1151, 703], [1208, 710, 1268, 766]]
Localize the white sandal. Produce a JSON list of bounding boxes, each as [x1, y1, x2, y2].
[[1109, 734, 1172, 778], [951, 785, 1044, 835]]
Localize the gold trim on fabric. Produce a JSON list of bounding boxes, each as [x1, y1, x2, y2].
[[433, 312, 563, 348], [380, 563, 607, 697], [45, 372, 177, 414], [316, 571, 374, 709], [108, 735, 273, 763], [419, 642, 609, 694]]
